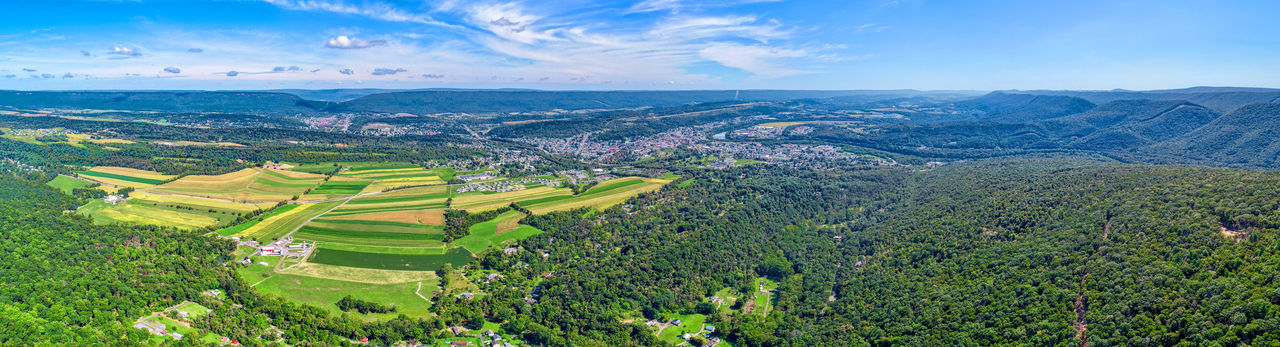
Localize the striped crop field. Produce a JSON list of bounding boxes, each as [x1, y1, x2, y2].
[[148, 168, 324, 203], [451, 186, 574, 211], [128, 191, 272, 215], [522, 176, 671, 214], [233, 201, 342, 242], [76, 166, 175, 188]]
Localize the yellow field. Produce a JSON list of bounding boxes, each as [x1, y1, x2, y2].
[[359, 185, 449, 199], [155, 168, 259, 191], [334, 198, 448, 211], [364, 176, 446, 192], [149, 168, 321, 203], [452, 187, 573, 211], [265, 168, 326, 179], [525, 177, 670, 214], [277, 262, 437, 284], [322, 209, 445, 225], [79, 166, 175, 188], [90, 166, 175, 181], [87, 201, 221, 230], [129, 191, 271, 214]]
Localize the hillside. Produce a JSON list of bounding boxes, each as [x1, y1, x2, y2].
[[1012, 87, 1280, 113], [1038, 100, 1221, 150], [955, 92, 1096, 123], [0, 91, 332, 116], [328, 90, 931, 114], [1147, 103, 1280, 167]]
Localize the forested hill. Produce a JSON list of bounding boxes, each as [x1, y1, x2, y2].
[[456, 160, 1280, 345], [326, 89, 921, 114], [1007, 87, 1280, 113], [955, 92, 1097, 123], [0, 91, 332, 116], [1147, 102, 1280, 167]]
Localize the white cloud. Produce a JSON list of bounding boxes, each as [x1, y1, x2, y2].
[[628, 0, 783, 14], [699, 43, 807, 77], [325, 35, 386, 49], [108, 45, 140, 57], [163, 66, 181, 73], [371, 67, 406, 75], [261, 0, 454, 27]]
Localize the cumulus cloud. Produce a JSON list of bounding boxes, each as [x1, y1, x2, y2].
[[62, 73, 75, 79], [37, 73, 55, 79], [225, 71, 239, 77], [108, 45, 141, 57], [371, 67, 406, 75], [421, 73, 444, 79], [188, 48, 204, 53], [338, 68, 354, 75], [325, 36, 386, 49], [163, 67, 181, 74], [80, 50, 91, 57]]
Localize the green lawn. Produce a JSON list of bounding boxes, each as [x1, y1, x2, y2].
[[455, 211, 544, 254], [46, 175, 94, 194], [254, 274, 437, 319], [657, 313, 707, 344], [173, 302, 211, 318]]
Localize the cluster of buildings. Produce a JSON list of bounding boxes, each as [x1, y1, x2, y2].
[[517, 177, 561, 187], [133, 320, 183, 341], [455, 180, 524, 193], [731, 125, 787, 138]]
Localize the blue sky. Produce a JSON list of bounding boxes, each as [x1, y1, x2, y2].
[[0, 0, 1277, 90]]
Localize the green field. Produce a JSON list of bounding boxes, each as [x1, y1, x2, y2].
[[79, 199, 231, 230], [253, 274, 437, 319], [288, 163, 340, 175], [46, 175, 94, 194], [215, 204, 299, 236], [657, 313, 708, 344], [308, 247, 474, 271], [316, 243, 447, 255], [455, 211, 544, 254], [234, 201, 342, 242], [76, 170, 164, 185], [310, 181, 370, 194]]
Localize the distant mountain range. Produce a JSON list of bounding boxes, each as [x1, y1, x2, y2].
[[0, 89, 969, 116]]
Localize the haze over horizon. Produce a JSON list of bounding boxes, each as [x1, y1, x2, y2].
[[1, 0, 1277, 91]]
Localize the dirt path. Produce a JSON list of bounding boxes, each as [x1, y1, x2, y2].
[[1073, 272, 1089, 347], [414, 281, 432, 302]]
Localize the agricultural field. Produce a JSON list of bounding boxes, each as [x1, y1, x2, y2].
[[75, 166, 175, 188], [46, 175, 94, 194], [521, 176, 672, 214], [452, 186, 572, 211], [336, 164, 445, 192], [232, 201, 342, 242], [307, 247, 473, 271], [150, 168, 325, 203], [78, 199, 235, 230], [455, 211, 543, 254]]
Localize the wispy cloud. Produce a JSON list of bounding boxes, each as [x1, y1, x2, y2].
[[699, 43, 808, 77], [628, 0, 782, 14], [325, 35, 386, 49], [261, 0, 454, 27], [163, 66, 181, 73], [338, 68, 354, 75], [187, 48, 203, 53], [371, 67, 406, 75], [422, 73, 444, 79]]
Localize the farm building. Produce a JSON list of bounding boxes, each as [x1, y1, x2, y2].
[[104, 195, 125, 205]]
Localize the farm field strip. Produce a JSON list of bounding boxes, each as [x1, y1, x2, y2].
[[276, 262, 439, 284], [47, 175, 94, 194], [308, 247, 473, 271], [293, 232, 447, 247], [524, 177, 670, 214], [235, 201, 342, 241], [315, 243, 448, 255], [297, 225, 445, 240], [451, 187, 573, 211], [307, 221, 444, 234], [317, 208, 445, 225], [128, 191, 269, 214]]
